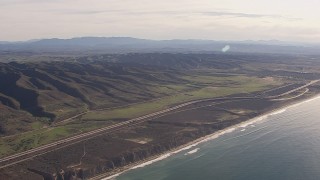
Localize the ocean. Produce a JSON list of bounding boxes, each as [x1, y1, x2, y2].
[[110, 96, 320, 180]]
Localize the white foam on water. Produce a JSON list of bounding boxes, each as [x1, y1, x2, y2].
[[102, 94, 320, 180], [102, 127, 239, 180], [103, 173, 120, 180], [103, 113, 281, 180], [102, 154, 173, 180], [239, 116, 266, 128], [270, 109, 287, 116], [241, 129, 246, 132], [184, 148, 200, 155], [289, 95, 320, 109]]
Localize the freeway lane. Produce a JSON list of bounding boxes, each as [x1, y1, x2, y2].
[[0, 97, 258, 167], [0, 79, 318, 169]]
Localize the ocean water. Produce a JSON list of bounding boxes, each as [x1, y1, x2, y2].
[[114, 96, 320, 180]]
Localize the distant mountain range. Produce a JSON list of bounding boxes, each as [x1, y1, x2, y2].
[[0, 37, 319, 55]]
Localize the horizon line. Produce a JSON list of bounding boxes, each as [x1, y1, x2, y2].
[[0, 36, 317, 45]]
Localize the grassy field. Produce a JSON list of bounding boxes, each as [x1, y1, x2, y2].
[[0, 120, 112, 156], [0, 73, 281, 157], [82, 75, 279, 121]]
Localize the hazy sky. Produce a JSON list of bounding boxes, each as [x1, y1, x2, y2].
[[1, 0, 320, 42]]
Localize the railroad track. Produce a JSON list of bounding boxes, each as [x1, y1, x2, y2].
[[1, 79, 318, 168], [0, 97, 257, 167]]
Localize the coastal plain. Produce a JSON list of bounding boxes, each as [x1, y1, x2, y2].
[[1, 52, 320, 179]]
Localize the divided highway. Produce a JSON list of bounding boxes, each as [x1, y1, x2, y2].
[[0, 80, 319, 168]]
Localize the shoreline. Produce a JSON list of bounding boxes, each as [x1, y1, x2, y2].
[[91, 94, 320, 180]]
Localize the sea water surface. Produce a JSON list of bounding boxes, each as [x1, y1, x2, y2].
[[113, 96, 320, 180]]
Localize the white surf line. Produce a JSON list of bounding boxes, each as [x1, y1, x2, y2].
[[100, 94, 320, 180], [184, 148, 200, 155]]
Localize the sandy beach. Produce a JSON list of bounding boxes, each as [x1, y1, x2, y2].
[[91, 94, 320, 180]]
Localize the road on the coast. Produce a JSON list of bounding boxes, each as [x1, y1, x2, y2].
[[0, 79, 319, 169]]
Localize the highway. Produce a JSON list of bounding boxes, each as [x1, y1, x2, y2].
[[267, 80, 320, 98], [0, 79, 319, 168]]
